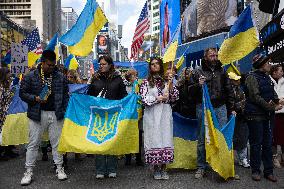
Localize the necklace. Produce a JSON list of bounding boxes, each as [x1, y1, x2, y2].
[[40, 66, 52, 100]]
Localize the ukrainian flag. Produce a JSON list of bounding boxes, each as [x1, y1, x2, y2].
[[218, 5, 259, 65], [2, 86, 48, 145], [2, 86, 29, 145], [58, 93, 139, 155], [167, 112, 198, 169], [59, 0, 107, 56], [3, 51, 11, 65], [64, 54, 79, 70], [163, 21, 182, 63], [203, 84, 236, 179], [224, 63, 241, 76]]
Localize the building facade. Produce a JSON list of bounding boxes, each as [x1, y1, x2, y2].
[[147, 0, 160, 35], [0, 11, 29, 58], [61, 7, 78, 33], [0, 0, 61, 43]]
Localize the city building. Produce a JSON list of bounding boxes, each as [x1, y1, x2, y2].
[[0, 11, 29, 58], [77, 52, 94, 78], [61, 7, 78, 33], [0, 0, 61, 43], [147, 0, 160, 35]]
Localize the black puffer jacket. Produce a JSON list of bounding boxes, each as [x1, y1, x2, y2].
[[190, 59, 234, 111], [87, 71, 127, 100], [19, 65, 69, 121]]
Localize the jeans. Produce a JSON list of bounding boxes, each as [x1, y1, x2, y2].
[[25, 111, 63, 168], [196, 104, 228, 170], [247, 119, 273, 176], [95, 155, 118, 175]]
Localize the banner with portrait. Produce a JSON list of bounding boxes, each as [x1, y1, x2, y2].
[[182, 0, 198, 41], [160, 0, 181, 55], [197, 0, 237, 35], [97, 34, 110, 57]]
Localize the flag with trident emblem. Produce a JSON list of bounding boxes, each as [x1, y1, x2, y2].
[[58, 93, 139, 155]]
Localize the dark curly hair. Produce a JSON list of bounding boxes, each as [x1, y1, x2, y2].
[[148, 57, 164, 88]]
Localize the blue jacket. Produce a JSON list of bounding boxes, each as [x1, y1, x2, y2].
[[19, 65, 69, 121]]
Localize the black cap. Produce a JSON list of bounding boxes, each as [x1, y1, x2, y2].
[[252, 54, 269, 69]]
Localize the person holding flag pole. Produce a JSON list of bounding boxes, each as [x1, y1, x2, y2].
[[140, 57, 179, 180]]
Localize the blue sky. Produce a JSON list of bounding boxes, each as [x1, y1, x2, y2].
[[61, 0, 145, 50]]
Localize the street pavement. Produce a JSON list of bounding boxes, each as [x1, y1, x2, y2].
[[0, 150, 284, 189]]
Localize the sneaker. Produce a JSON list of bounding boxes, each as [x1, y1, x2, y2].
[[56, 167, 67, 180], [20, 170, 33, 186], [96, 174, 105, 179], [161, 171, 169, 180], [108, 173, 117, 178], [273, 155, 282, 168], [153, 171, 162, 180], [195, 169, 205, 179], [239, 159, 250, 168]]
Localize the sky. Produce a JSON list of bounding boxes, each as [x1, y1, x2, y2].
[[61, 0, 146, 51]]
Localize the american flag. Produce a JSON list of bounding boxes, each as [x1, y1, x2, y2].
[[21, 28, 43, 54], [130, 2, 150, 60]]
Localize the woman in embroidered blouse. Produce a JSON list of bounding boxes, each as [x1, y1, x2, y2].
[[140, 57, 179, 180]]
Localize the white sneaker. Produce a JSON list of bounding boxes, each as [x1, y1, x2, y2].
[[239, 159, 250, 168], [153, 171, 162, 180], [273, 155, 282, 168], [20, 170, 33, 186], [56, 167, 67, 180], [195, 169, 205, 179], [96, 174, 105, 179], [108, 173, 117, 178], [161, 171, 169, 180]]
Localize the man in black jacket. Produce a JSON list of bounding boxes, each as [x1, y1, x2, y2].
[[190, 48, 235, 179], [19, 50, 69, 186]]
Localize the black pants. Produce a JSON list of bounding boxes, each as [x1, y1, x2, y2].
[[247, 119, 273, 176]]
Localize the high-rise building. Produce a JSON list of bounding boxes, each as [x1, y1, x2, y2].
[[147, 0, 160, 35], [61, 7, 78, 32], [0, 0, 61, 43]]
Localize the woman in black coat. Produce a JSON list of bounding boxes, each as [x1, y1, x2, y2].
[[87, 55, 127, 179]]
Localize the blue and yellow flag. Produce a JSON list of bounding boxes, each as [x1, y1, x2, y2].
[[60, 0, 107, 56], [58, 93, 139, 155], [3, 50, 11, 65], [218, 5, 259, 65], [2, 86, 48, 145], [1, 86, 29, 146], [64, 54, 79, 70], [203, 84, 235, 179], [167, 112, 198, 169], [224, 63, 241, 76]]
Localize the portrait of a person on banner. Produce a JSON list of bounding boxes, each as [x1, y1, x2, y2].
[[162, 2, 170, 49], [97, 35, 109, 54]]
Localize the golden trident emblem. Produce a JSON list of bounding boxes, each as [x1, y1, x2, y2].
[[91, 111, 119, 142]]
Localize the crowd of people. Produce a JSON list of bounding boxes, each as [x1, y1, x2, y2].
[[0, 48, 283, 186]]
